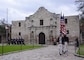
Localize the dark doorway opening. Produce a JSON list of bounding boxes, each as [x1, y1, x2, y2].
[[39, 32, 45, 44]]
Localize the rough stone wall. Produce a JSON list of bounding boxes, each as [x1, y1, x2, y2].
[[25, 7, 58, 44], [65, 15, 79, 42], [12, 20, 30, 44], [11, 7, 79, 44]]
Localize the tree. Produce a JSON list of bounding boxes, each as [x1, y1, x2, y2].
[[75, 0, 84, 12], [75, 0, 84, 24], [0, 25, 6, 36], [76, 0, 84, 17], [0, 19, 6, 36], [0, 18, 6, 25], [80, 18, 84, 32], [75, 0, 84, 39]]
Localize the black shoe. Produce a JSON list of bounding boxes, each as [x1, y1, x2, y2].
[[60, 54, 62, 55]]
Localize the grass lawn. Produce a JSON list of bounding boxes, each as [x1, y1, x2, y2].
[[0, 45, 42, 54], [77, 44, 84, 55]]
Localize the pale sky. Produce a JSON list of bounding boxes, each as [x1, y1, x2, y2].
[[0, 0, 80, 24]]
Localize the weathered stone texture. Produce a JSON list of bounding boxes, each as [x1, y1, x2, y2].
[[11, 7, 80, 44]]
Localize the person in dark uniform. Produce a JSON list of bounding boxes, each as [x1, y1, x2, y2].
[[14, 38, 17, 44], [17, 38, 19, 45], [8, 39, 10, 45], [12, 39, 14, 44], [19, 38, 21, 45], [75, 38, 79, 47], [22, 38, 25, 45], [11, 39, 13, 44], [15, 38, 17, 45]]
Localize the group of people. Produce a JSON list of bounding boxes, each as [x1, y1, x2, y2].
[[57, 33, 69, 55], [8, 38, 25, 45]]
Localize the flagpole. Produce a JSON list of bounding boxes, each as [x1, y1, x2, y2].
[[6, 8, 8, 44], [60, 12, 63, 34], [60, 13, 66, 35], [7, 8, 8, 24]]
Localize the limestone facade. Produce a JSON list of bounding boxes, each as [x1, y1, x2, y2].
[[11, 7, 80, 44]]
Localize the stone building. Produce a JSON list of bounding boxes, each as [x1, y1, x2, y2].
[[11, 7, 80, 44]]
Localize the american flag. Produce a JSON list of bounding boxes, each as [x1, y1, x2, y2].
[[60, 15, 67, 34]]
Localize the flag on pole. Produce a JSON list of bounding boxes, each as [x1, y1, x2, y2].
[[60, 14, 67, 34]]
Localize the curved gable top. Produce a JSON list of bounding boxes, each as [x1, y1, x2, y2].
[[27, 7, 57, 19]]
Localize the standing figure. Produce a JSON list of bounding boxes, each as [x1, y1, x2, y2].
[[22, 38, 25, 45], [57, 34, 64, 55], [75, 38, 79, 48]]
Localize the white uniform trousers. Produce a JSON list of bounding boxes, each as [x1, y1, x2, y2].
[[63, 42, 68, 53], [58, 44, 63, 54]]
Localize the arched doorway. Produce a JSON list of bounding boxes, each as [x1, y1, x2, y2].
[[39, 32, 45, 44]]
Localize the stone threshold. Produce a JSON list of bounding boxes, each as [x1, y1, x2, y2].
[[74, 53, 84, 58]]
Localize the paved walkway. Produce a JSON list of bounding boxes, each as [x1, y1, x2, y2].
[[0, 45, 83, 60]]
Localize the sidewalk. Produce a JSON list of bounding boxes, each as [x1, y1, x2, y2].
[[0, 45, 84, 60]]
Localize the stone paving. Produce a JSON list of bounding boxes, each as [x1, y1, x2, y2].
[[0, 45, 84, 60]]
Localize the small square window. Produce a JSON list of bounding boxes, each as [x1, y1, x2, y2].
[[19, 22, 21, 27], [40, 20, 43, 25], [31, 31, 34, 33], [19, 32, 21, 36], [50, 18, 53, 21], [65, 19, 67, 24], [31, 20, 34, 23]]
